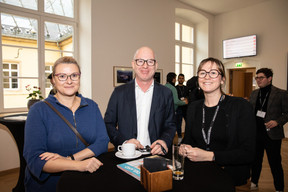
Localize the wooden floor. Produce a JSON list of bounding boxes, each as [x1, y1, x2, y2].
[[0, 139, 287, 192]]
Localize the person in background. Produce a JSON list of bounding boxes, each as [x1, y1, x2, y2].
[[165, 72, 188, 110], [167, 73, 188, 143], [23, 57, 109, 192], [249, 68, 288, 192], [179, 57, 256, 187], [104, 46, 176, 155], [186, 76, 204, 103], [47, 73, 56, 95]]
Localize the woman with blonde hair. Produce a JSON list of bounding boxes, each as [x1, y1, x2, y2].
[[24, 56, 109, 192]]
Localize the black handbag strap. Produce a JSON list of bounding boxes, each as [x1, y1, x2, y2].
[[43, 100, 89, 147]]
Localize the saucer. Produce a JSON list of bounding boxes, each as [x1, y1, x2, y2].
[[139, 151, 151, 155], [115, 151, 142, 159]]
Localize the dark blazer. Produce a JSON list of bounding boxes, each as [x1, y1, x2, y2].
[[182, 95, 256, 186], [249, 85, 288, 140], [104, 80, 176, 148]]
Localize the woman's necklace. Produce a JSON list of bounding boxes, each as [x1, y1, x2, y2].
[[201, 94, 224, 150]]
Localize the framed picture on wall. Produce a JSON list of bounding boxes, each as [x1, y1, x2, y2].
[[113, 66, 134, 87], [154, 69, 163, 84]]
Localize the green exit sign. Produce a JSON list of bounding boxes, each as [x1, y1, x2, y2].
[[235, 62, 243, 67]]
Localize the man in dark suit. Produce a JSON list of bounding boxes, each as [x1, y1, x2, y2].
[[249, 68, 288, 192], [104, 46, 176, 155]]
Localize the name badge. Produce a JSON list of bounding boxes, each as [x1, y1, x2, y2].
[[256, 110, 266, 118]]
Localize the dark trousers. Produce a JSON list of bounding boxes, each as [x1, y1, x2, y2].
[[175, 108, 186, 138], [251, 130, 284, 191]]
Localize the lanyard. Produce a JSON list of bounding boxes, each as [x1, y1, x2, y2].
[[201, 95, 224, 150], [259, 91, 269, 111]]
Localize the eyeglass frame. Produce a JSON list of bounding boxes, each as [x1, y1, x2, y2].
[[54, 72, 81, 81], [197, 69, 222, 79], [134, 59, 156, 66], [255, 76, 267, 81]]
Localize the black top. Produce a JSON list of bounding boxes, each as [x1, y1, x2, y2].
[[255, 84, 272, 132], [183, 95, 256, 186], [201, 105, 228, 150], [176, 85, 188, 114], [176, 85, 188, 99]]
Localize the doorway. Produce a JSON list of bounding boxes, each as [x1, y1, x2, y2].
[[228, 68, 256, 99]]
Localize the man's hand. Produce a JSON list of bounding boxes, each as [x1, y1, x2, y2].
[[126, 138, 143, 149], [265, 120, 278, 129], [150, 140, 168, 155]]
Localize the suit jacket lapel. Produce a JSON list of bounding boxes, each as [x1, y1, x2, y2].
[[127, 80, 137, 132], [267, 85, 276, 110], [148, 81, 160, 133], [149, 81, 159, 129]]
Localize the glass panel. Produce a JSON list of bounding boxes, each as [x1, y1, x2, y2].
[[3, 79, 39, 108], [182, 64, 193, 80], [62, 52, 73, 57], [175, 23, 180, 41], [182, 47, 193, 64], [175, 45, 180, 63], [45, 21, 73, 51], [2, 46, 38, 77], [175, 63, 180, 76], [0, 0, 37, 10], [45, 50, 63, 64], [182, 25, 193, 43], [3, 81, 9, 88], [45, 0, 74, 18], [45, 50, 73, 64], [11, 64, 18, 69], [3, 63, 9, 69], [45, 65, 53, 89], [1, 13, 38, 46], [12, 78, 18, 88], [3, 72, 9, 77]]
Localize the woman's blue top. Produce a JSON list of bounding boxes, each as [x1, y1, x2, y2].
[[23, 94, 110, 192]]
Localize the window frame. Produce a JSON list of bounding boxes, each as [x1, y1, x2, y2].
[[175, 18, 195, 81], [3, 62, 19, 90], [0, 0, 78, 113]]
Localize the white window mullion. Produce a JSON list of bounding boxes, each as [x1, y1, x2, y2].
[[39, 14, 46, 96], [0, 12, 3, 112]]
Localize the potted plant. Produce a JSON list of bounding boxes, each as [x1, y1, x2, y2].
[[26, 85, 44, 109]]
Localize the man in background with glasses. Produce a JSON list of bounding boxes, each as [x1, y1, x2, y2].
[[104, 46, 176, 155], [249, 68, 288, 192]]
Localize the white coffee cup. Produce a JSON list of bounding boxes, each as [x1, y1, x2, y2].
[[117, 143, 136, 157]]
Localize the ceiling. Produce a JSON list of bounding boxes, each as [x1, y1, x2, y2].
[[178, 0, 269, 15]]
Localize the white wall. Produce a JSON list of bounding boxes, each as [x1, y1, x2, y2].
[[213, 0, 288, 136], [90, 0, 178, 114]]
